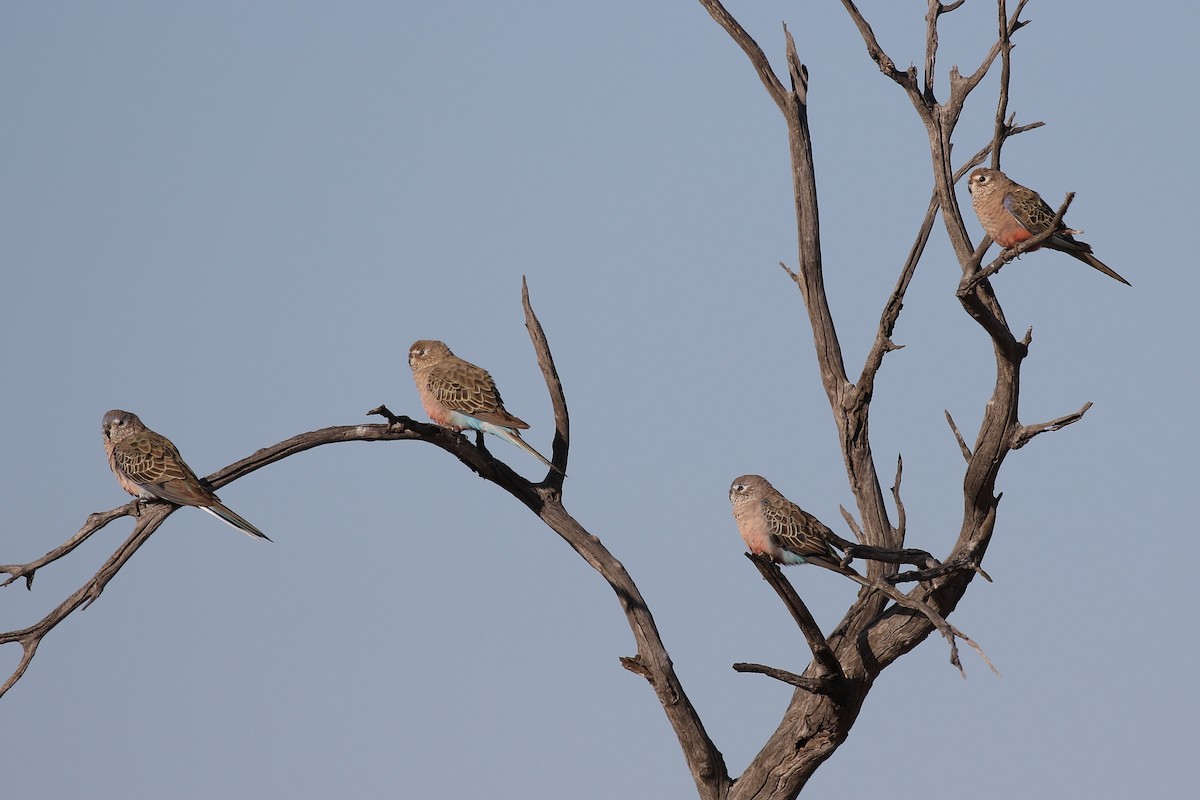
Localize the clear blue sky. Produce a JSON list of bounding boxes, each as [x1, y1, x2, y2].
[[2, 2, 1194, 797]]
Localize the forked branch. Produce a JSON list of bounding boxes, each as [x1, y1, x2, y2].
[[2, 4, 1110, 800], [745, 554, 843, 680], [705, 1, 1082, 795]]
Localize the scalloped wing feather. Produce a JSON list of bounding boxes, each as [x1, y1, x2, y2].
[[428, 358, 529, 429], [762, 495, 836, 560], [113, 431, 215, 506], [1003, 185, 1056, 235]]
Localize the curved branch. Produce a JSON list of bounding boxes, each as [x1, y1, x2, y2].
[[1, 422, 442, 591], [541, 499, 729, 798], [1, 285, 730, 799], [518, 286, 729, 796], [522, 277, 569, 483], [1, 506, 170, 698], [695, 0, 788, 109], [1, 506, 131, 589], [3, 6, 1107, 799], [0, 421, 488, 699], [745, 554, 843, 680]]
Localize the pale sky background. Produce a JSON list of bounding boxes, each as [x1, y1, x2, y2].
[[1, 2, 1195, 798]]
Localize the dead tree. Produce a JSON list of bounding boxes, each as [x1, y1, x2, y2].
[[2, 3, 1106, 797]]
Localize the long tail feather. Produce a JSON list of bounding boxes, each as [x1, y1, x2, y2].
[[1075, 250, 1132, 286], [1048, 235, 1131, 286], [494, 428, 565, 475], [201, 503, 272, 541]]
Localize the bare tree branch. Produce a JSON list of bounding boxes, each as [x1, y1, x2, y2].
[[855, 120, 1044, 403], [2, 4, 1112, 797], [837, 542, 942, 572], [808, 556, 996, 677], [989, 1, 1034, 166], [891, 455, 907, 543], [0, 421, 476, 699], [945, 1, 1030, 130], [889, 560, 993, 585], [823, 511, 941, 573], [1, 506, 170, 697], [745, 554, 843, 680], [838, 505, 864, 542], [695, 0, 788, 109], [841, 0, 923, 104], [924, 1, 966, 101], [707, 1, 1070, 793], [1012, 402, 1093, 450], [522, 276, 570, 483], [946, 410, 972, 461], [1, 290, 733, 800], [1, 506, 130, 589], [732, 662, 837, 694]]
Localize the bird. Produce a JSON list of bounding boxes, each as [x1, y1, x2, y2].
[[729, 475, 839, 566], [966, 167, 1130, 286], [101, 409, 270, 541], [408, 340, 561, 473]]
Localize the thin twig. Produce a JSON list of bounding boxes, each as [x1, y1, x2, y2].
[[991, 0, 1014, 166], [0, 506, 132, 589], [945, 410, 972, 461], [888, 560, 993, 584], [733, 662, 839, 694], [838, 505, 864, 542], [839, 543, 942, 571], [841, 0, 923, 103], [810, 557, 997, 677], [1012, 402, 1092, 450], [891, 455, 907, 544], [825, 521, 941, 571], [1, 506, 170, 698], [695, 0, 788, 109], [522, 277, 570, 483]]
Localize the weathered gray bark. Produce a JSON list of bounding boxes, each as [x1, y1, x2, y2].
[[2, 4, 1098, 799]]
